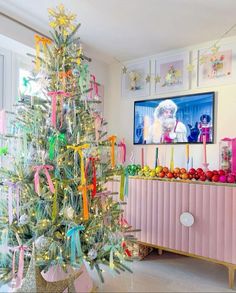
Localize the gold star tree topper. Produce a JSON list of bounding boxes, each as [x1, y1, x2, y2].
[[48, 4, 76, 35]]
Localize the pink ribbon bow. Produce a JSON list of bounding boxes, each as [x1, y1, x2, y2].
[[33, 165, 55, 195], [93, 113, 102, 142], [47, 91, 70, 129], [11, 245, 28, 288], [90, 75, 99, 99], [118, 139, 126, 164]]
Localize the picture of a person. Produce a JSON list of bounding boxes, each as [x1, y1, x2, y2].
[[198, 114, 212, 142], [153, 99, 187, 143]]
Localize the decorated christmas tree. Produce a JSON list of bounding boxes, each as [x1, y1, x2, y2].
[[0, 5, 133, 290]]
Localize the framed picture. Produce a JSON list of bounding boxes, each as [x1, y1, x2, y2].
[[133, 92, 215, 145], [121, 59, 151, 98], [197, 42, 236, 87], [154, 52, 190, 94]]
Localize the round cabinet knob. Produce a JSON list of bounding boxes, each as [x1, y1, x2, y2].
[[180, 212, 194, 227]]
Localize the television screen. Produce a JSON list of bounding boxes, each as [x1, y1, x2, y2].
[[134, 92, 215, 144]]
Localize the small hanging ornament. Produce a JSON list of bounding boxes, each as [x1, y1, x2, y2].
[[88, 248, 97, 260], [63, 206, 75, 220], [19, 214, 29, 225], [35, 235, 49, 251]]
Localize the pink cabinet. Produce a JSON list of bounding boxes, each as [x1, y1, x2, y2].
[[107, 178, 236, 288]]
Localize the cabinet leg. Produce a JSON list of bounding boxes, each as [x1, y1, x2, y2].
[[228, 267, 235, 289], [158, 249, 163, 255]]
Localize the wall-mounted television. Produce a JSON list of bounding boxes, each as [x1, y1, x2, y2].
[[134, 92, 215, 145]]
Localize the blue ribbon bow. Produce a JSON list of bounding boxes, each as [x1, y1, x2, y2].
[[67, 225, 85, 266]]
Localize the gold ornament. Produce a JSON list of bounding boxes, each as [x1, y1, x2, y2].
[[16, 245, 82, 293], [145, 75, 151, 83], [155, 75, 161, 83], [122, 66, 127, 74], [186, 64, 195, 72], [48, 4, 76, 35], [199, 55, 207, 65]]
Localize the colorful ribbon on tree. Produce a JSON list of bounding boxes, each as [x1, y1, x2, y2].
[[93, 113, 102, 142], [85, 157, 97, 198], [48, 133, 67, 160], [124, 169, 129, 197], [90, 74, 99, 99], [119, 170, 125, 201], [67, 144, 90, 184], [67, 144, 92, 220], [78, 184, 94, 220], [34, 34, 52, 71], [95, 191, 111, 209], [122, 241, 132, 257], [5, 181, 21, 224], [58, 70, 72, 90], [47, 91, 70, 129], [0, 146, 8, 156], [66, 225, 85, 265], [33, 165, 55, 195], [104, 243, 124, 270], [118, 139, 126, 164], [79, 64, 89, 93], [11, 245, 28, 288], [108, 135, 117, 168], [52, 181, 58, 222]]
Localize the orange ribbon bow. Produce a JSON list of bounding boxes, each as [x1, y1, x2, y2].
[[34, 34, 52, 71]]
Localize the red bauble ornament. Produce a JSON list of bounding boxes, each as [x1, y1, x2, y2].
[[227, 174, 235, 183], [206, 171, 213, 179], [167, 172, 174, 179], [218, 169, 226, 176], [200, 174, 207, 181], [159, 171, 165, 178], [188, 168, 196, 175], [197, 168, 204, 174], [212, 174, 220, 182]]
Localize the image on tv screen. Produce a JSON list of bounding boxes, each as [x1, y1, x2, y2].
[[134, 92, 215, 144]]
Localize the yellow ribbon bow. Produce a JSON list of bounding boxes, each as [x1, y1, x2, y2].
[[67, 144, 90, 184], [108, 136, 117, 168], [67, 144, 91, 220], [34, 34, 52, 71]]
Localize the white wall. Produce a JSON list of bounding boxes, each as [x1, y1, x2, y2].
[[105, 37, 236, 170]]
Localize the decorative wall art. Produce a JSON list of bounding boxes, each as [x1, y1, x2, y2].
[[121, 60, 151, 98], [197, 42, 236, 87], [155, 52, 190, 94]]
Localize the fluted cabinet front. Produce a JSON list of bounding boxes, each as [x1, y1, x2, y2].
[[107, 178, 236, 265]]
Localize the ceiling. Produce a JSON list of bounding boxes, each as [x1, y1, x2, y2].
[[1, 0, 236, 63]]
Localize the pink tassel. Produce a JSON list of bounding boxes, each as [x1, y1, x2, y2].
[[8, 187, 13, 224], [33, 165, 55, 195], [94, 113, 102, 142], [90, 75, 99, 99], [48, 91, 70, 129], [118, 139, 126, 164], [12, 245, 28, 288]]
